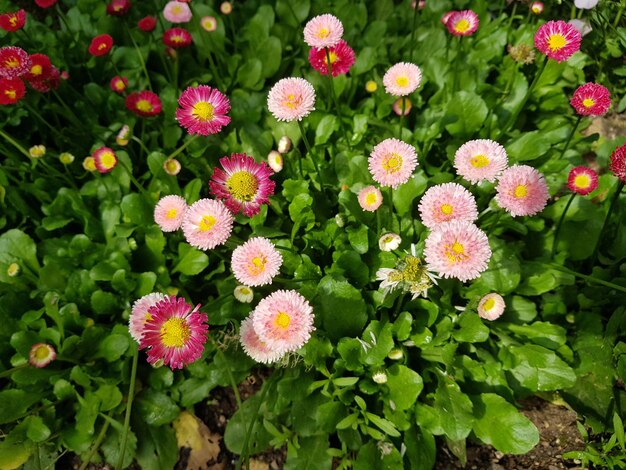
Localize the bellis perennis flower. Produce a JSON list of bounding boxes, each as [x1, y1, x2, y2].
[[308, 40, 356, 76], [534, 20, 581, 62], [303, 14, 343, 48], [176, 85, 231, 135]]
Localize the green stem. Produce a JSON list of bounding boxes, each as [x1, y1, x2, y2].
[[173, 54, 179, 90], [557, 115, 583, 161], [398, 98, 406, 139], [117, 158, 148, 196], [551, 192, 576, 258], [0, 128, 31, 158], [52, 90, 83, 128], [376, 209, 382, 240], [131, 136, 150, 156], [615, 2, 625, 28], [409, 2, 419, 63], [218, 350, 242, 409], [297, 120, 325, 191], [167, 134, 200, 161], [126, 24, 153, 91], [0, 363, 28, 379], [79, 417, 111, 470], [116, 347, 138, 470], [452, 37, 461, 94], [325, 48, 352, 150], [22, 102, 68, 143], [549, 264, 626, 294], [590, 181, 624, 266]]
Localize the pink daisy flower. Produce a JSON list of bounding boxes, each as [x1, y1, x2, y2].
[[29, 343, 56, 368], [200, 16, 217, 32], [110, 75, 128, 94], [358, 185, 383, 212], [125, 90, 162, 117], [267, 77, 316, 122], [383, 62, 422, 97], [154, 195, 188, 232], [163, 27, 192, 48], [418, 182, 478, 229], [477, 293, 505, 321], [534, 20, 582, 62], [446, 10, 479, 36], [530, 2, 544, 14], [106, 0, 131, 16], [209, 153, 276, 217], [139, 295, 208, 370], [368, 138, 418, 189], [424, 221, 492, 282], [182, 198, 234, 250], [567, 166, 598, 195], [303, 14, 344, 48], [176, 85, 231, 136], [570, 83, 611, 116], [163, 1, 192, 23], [129, 292, 166, 343], [308, 39, 356, 76], [441, 11, 454, 26], [0, 46, 31, 79], [454, 139, 508, 184], [251, 290, 315, 354], [239, 316, 285, 364], [92, 146, 118, 173], [495, 165, 550, 217], [609, 142, 626, 183], [231, 237, 283, 287]]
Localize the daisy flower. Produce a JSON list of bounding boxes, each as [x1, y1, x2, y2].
[[138, 16, 157, 32], [267, 77, 316, 122], [495, 165, 550, 217], [424, 221, 491, 282], [303, 14, 344, 48], [446, 10, 479, 36], [609, 142, 626, 183], [88, 34, 114, 57], [116, 125, 131, 146], [234, 285, 254, 303], [251, 290, 315, 354], [231, 237, 283, 287], [163, 158, 181, 175], [163, 27, 192, 48], [110, 75, 128, 94], [418, 182, 478, 229], [0, 46, 31, 79], [377, 248, 438, 299], [163, 1, 192, 23], [454, 139, 508, 184], [365, 80, 377, 92], [530, 2, 544, 14], [477, 293, 505, 321], [154, 195, 188, 232], [393, 98, 412, 116], [0, 10, 26, 32], [29, 145, 45, 158], [0, 77, 26, 105], [534, 20, 581, 63], [139, 295, 208, 370], [567, 166, 598, 195], [267, 150, 283, 173], [220, 2, 232, 14], [107, 0, 131, 16], [441, 11, 454, 26], [308, 39, 356, 76], [129, 292, 166, 343], [125, 90, 162, 117], [182, 198, 234, 250], [92, 147, 118, 173], [201, 16, 217, 32], [209, 153, 276, 217], [22, 53, 49, 84], [379, 233, 401, 252], [570, 83, 611, 116], [357, 185, 383, 212], [239, 316, 285, 364], [35, 0, 57, 7], [176, 85, 231, 135], [368, 138, 418, 189], [278, 136, 292, 154], [29, 343, 56, 368], [383, 62, 422, 97]]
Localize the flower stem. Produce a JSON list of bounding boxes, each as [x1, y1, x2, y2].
[[398, 98, 406, 139], [126, 24, 153, 91], [79, 416, 111, 470], [167, 134, 200, 160], [116, 346, 138, 470], [615, 2, 626, 28], [409, 3, 419, 63], [0, 128, 31, 159], [218, 350, 242, 409], [325, 48, 352, 150], [590, 181, 624, 267], [117, 158, 148, 196], [549, 263, 626, 294], [0, 363, 28, 379], [551, 192, 576, 258], [557, 115, 583, 160], [297, 120, 325, 191]]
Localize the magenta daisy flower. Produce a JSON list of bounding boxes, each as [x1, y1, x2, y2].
[[477, 293, 505, 321], [368, 138, 418, 189], [424, 221, 491, 282], [125, 90, 162, 117], [239, 316, 285, 364], [29, 343, 56, 368], [570, 83, 611, 116], [267, 77, 316, 122], [154, 195, 188, 232], [92, 146, 118, 174], [303, 14, 344, 48], [495, 165, 550, 217], [567, 166, 598, 195], [163, 0, 192, 23], [139, 296, 208, 370], [0, 46, 31, 79], [176, 85, 231, 136], [418, 182, 478, 229], [182, 198, 234, 250], [454, 139, 508, 184], [231, 237, 283, 287], [308, 39, 356, 76], [446, 10, 479, 36], [441, 11, 454, 26], [383, 62, 422, 97], [209, 153, 276, 217], [251, 290, 315, 354], [358, 185, 383, 212], [163, 27, 193, 48], [534, 20, 582, 62], [609, 142, 626, 183], [129, 292, 166, 343]]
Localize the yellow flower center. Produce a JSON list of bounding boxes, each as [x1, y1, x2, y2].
[[382, 153, 403, 174], [31, 64, 42, 76], [166, 208, 178, 219], [5, 57, 19, 68], [172, 4, 182, 14], [396, 76, 409, 87], [115, 80, 125, 90], [98, 43, 107, 51], [440, 204, 453, 215], [165, 160, 179, 173], [548, 33, 567, 51], [226, 170, 259, 201], [470, 154, 490, 168], [198, 215, 216, 232], [482, 297, 496, 311], [192, 101, 214, 122], [34, 345, 50, 360], [7, 263, 19, 276], [248, 256, 267, 275], [9, 16, 17, 27], [365, 192, 378, 206], [582, 98, 595, 108], [317, 28, 329, 38], [325, 51, 338, 66], [574, 174, 590, 189], [283, 93, 300, 110], [454, 19, 470, 33], [365, 80, 377, 92], [445, 241, 467, 263], [514, 184, 528, 198], [160, 317, 191, 348], [136, 99, 153, 112], [99, 151, 116, 169], [274, 312, 291, 329], [172, 35, 184, 44], [5, 89, 16, 99]]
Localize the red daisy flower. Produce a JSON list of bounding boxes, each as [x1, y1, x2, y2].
[[0, 77, 26, 105], [209, 153, 276, 217], [567, 166, 598, 195], [24, 53, 52, 82], [534, 20, 581, 63], [92, 146, 118, 173], [34, 0, 57, 7], [308, 40, 356, 77], [0, 10, 26, 32], [0, 46, 31, 79], [138, 16, 157, 32], [163, 27, 193, 48], [446, 10, 479, 36], [570, 83, 611, 117], [29, 66, 60, 93], [609, 143, 626, 184], [125, 90, 162, 117], [88, 34, 114, 57], [106, 0, 131, 16], [175, 85, 231, 135], [110, 75, 128, 94]]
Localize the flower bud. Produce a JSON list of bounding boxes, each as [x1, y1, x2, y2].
[[372, 370, 388, 384], [234, 285, 254, 303], [59, 152, 75, 164], [267, 150, 283, 173], [278, 135, 292, 154], [29, 145, 46, 158], [163, 158, 181, 176], [7, 262, 19, 277]]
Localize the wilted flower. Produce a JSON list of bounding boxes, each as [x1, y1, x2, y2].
[[508, 44, 536, 64], [29, 343, 56, 368], [376, 247, 437, 299], [29, 145, 46, 158], [567, 166, 598, 195], [379, 233, 401, 252]]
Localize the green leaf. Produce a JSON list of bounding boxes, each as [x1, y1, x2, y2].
[[173, 243, 209, 275], [404, 425, 436, 470], [503, 344, 576, 391], [366, 412, 401, 437], [95, 334, 129, 362], [392, 173, 428, 215], [316, 275, 368, 341], [453, 312, 490, 343], [444, 91, 488, 137], [136, 390, 180, 427], [507, 131, 551, 162], [284, 435, 332, 470], [354, 441, 402, 469], [0, 390, 40, 424], [96, 384, 123, 412], [101, 420, 137, 469], [315, 115, 338, 145], [121, 193, 153, 226], [135, 422, 178, 470], [0, 229, 39, 273], [347, 225, 369, 254], [26, 416, 51, 443], [471, 393, 539, 454], [506, 322, 567, 350], [90, 290, 118, 316], [386, 365, 423, 410], [258, 36, 282, 78], [76, 392, 100, 435], [433, 376, 474, 441], [224, 392, 273, 454]]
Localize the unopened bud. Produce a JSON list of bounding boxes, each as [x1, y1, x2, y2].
[[7, 262, 20, 277], [267, 150, 283, 173], [372, 370, 388, 384], [163, 158, 181, 176], [278, 136, 292, 154]]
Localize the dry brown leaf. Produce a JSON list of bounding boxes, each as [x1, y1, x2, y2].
[[173, 410, 223, 470]]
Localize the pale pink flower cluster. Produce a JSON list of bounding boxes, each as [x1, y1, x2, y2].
[[163, 1, 192, 23], [368, 138, 418, 189], [418, 183, 478, 229], [231, 237, 283, 286], [182, 198, 234, 250], [454, 139, 508, 184], [154, 195, 188, 232], [495, 165, 550, 217], [383, 62, 422, 97], [267, 77, 316, 122], [303, 14, 344, 48], [358, 185, 383, 212]]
